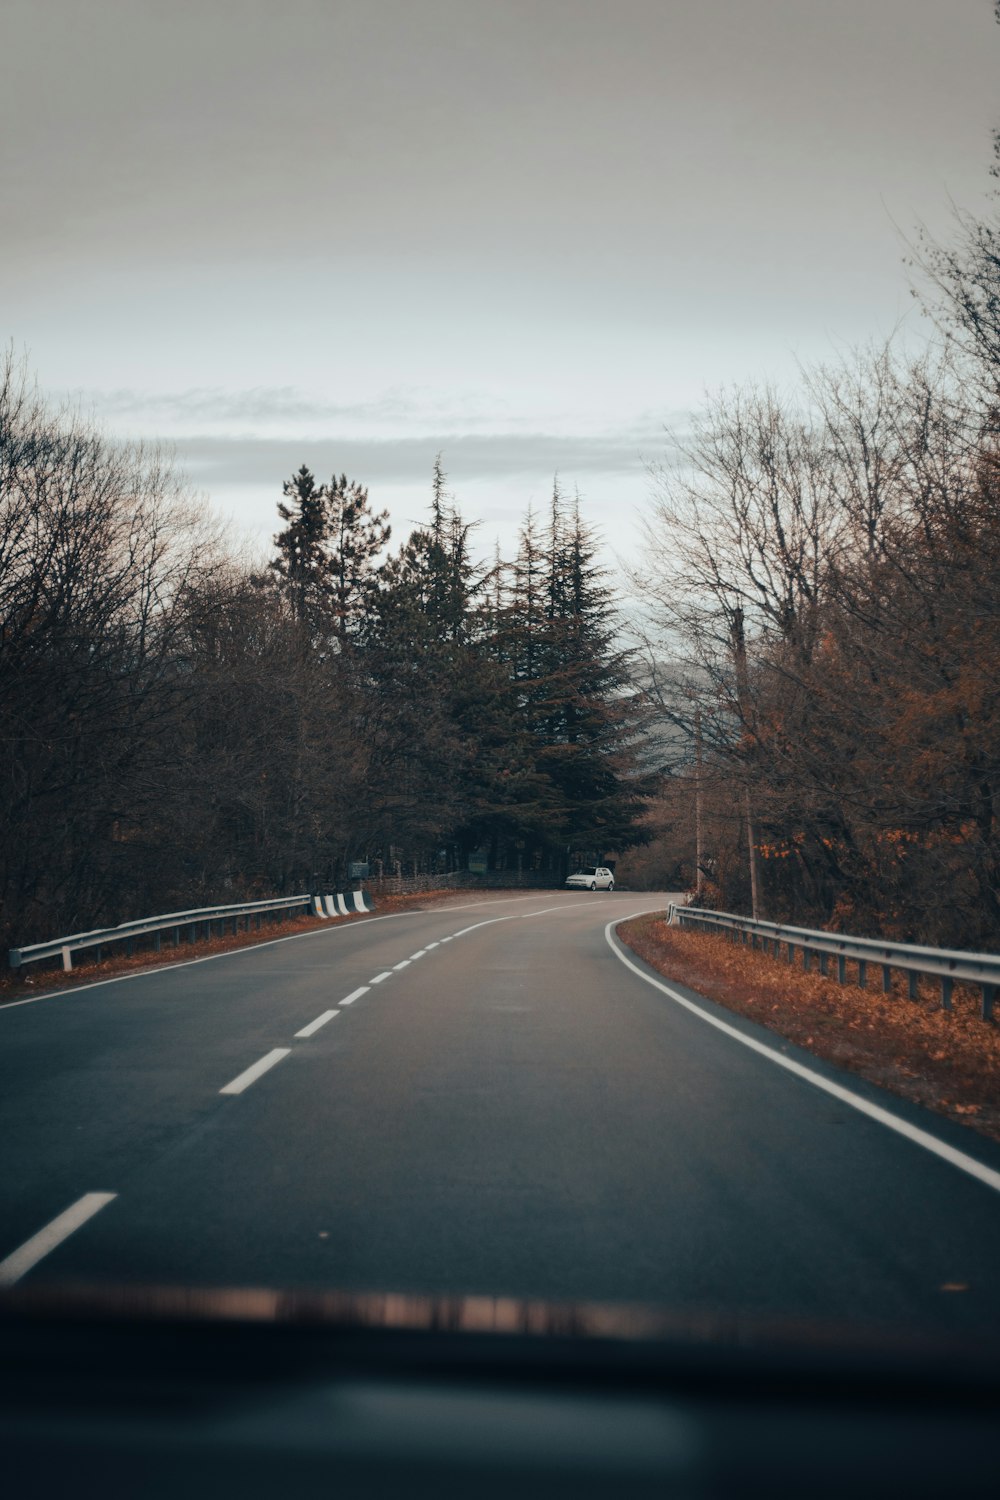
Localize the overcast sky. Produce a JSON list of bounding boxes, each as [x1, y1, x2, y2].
[[2, 0, 997, 564]]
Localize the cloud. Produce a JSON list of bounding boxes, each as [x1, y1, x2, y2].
[[169, 423, 684, 493], [77, 384, 521, 437]]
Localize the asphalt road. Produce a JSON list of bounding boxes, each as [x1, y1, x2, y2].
[[3, 890, 1000, 1338]]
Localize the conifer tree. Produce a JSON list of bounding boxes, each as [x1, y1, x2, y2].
[[270, 465, 330, 627], [507, 484, 649, 865], [325, 472, 390, 641]]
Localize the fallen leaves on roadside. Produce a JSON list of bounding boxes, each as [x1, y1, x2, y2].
[[617, 915, 1000, 1146]]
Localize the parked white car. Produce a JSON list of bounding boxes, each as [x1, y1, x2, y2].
[[564, 866, 614, 891]]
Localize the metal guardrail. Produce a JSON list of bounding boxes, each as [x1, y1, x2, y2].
[[9, 895, 314, 972], [667, 903, 1000, 1022]]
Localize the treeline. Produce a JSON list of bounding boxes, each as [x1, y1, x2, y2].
[[635, 202, 1000, 948], [0, 363, 648, 950]]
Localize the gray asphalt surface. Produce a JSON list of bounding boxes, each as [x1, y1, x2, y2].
[[3, 890, 1000, 1336]]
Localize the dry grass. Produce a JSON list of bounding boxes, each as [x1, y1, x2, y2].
[[618, 914, 1000, 1145]]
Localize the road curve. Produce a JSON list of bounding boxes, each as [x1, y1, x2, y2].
[[2, 890, 1000, 1339]]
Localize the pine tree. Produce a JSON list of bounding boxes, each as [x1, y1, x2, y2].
[[507, 484, 650, 866], [270, 465, 332, 629], [325, 472, 390, 641]]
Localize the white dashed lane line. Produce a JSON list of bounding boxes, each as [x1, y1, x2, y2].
[[295, 1009, 340, 1038], [0, 1192, 118, 1287], [338, 987, 369, 1007], [285, 900, 599, 1054], [219, 1048, 291, 1096]]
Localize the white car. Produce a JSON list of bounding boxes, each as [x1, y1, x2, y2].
[[564, 866, 614, 891]]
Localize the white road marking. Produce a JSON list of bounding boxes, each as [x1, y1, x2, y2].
[[393, 959, 411, 970], [219, 1048, 291, 1095], [422, 894, 567, 912], [338, 986, 369, 1006], [605, 916, 1000, 1198], [410, 950, 427, 960], [520, 901, 592, 919], [0, 908, 453, 1011], [295, 1010, 340, 1037], [452, 901, 591, 939], [425, 942, 440, 949], [1, 890, 654, 1013], [370, 971, 392, 983], [452, 916, 520, 937], [0, 1192, 117, 1287]]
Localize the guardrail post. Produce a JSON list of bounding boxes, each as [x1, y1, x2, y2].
[[881, 964, 892, 993], [837, 955, 846, 984], [908, 971, 919, 1000], [940, 977, 953, 1011], [154, 932, 161, 953], [857, 960, 867, 989], [61, 946, 72, 972], [787, 942, 795, 965], [983, 985, 996, 1022], [819, 953, 828, 976]]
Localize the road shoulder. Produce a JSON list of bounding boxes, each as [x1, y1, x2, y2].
[[616, 913, 1000, 1147]]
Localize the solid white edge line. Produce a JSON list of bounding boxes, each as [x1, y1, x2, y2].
[[219, 1047, 291, 1096], [0, 1192, 118, 1287], [369, 971, 392, 984], [604, 916, 1000, 1197], [338, 986, 370, 1006], [294, 1010, 339, 1038], [1, 891, 645, 1013]]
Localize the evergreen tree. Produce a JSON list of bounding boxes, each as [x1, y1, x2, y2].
[[325, 472, 390, 641], [507, 484, 650, 866], [271, 465, 389, 644], [270, 465, 331, 628]]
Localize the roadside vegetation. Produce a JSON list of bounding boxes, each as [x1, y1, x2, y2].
[[4, 21, 999, 967], [618, 914, 1000, 1144], [0, 374, 650, 957], [629, 179, 1000, 952]]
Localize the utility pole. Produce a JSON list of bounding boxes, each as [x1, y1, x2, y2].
[[694, 704, 704, 900], [730, 606, 761, 920]]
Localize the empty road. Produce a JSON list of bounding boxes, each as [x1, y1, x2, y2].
[[2, 890, 1000, 1338]]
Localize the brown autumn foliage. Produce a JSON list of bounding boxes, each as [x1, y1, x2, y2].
[[634, 335, 1000, 948], [619, 915, 1000, 1145]]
